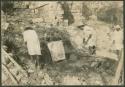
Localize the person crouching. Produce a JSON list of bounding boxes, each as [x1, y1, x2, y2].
[[77, 23, 96, 55], [22, 27, 42, 70], [112, 25, 123, 59]]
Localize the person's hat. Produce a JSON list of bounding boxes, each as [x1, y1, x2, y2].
[[24, 26, 33, 31], [76, 22, 86, 28], [115, 25, 121, 29]]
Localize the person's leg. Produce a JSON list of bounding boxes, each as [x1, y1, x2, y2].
[[36, 55, 40, 67], [32, 55, 37, 69], [92, 46, 96, 55], [30, 55, 34, 63], [116, 50, 121, 59], [36, 55, 43, 70], [66, 53, 70, 60], [39, 55, 45, 69], [30, 55, 37, 70], [89, 46, 93, 55]]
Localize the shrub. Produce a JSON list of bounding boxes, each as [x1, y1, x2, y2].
[[97, 7, 123, 25], [82, 3, 92, 20]]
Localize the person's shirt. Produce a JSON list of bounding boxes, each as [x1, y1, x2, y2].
[[112, 29, 123, 46], [23, 30, 39, 43], [22, 29, 41, 55]]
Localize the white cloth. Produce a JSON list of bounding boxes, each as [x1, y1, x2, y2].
[[47, 40, 66, 62], [23, 30, 41, 55], [112, 30, 123, 50], [83, 26, 96, 47]]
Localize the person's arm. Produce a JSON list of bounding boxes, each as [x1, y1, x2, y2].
[[84, 34, 92, 45]]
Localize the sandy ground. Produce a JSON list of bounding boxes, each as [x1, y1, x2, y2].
[[2, 19, 122, 85]]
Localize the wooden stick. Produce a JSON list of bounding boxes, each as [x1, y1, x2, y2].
[[32, 4, 49, 10], [80, 54, 118, 61], [2, 63, 19, 84], [2, 48, 28, 77], [111, 49, 123, 85]]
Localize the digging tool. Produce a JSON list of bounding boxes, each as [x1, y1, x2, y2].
[[83, 34, 92, 46], [111, 49, 123, 85], [2, 63, 19, 84], [32, 3, 49, 10], [2, 48, 28, 77]]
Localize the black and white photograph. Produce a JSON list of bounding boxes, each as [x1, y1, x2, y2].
[[1, 1, 124, 86]]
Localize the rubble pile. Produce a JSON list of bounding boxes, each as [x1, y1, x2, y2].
[[1, 1, 123, 86]]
